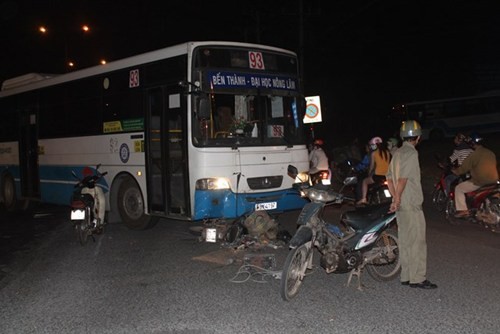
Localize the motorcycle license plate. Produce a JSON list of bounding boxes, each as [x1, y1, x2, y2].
[[255, 202, 277, 211], [71, 209, 85, 220]]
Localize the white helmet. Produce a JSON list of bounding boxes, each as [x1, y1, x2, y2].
[[400, 120, 422, 139], [369, 136, 382, 150]]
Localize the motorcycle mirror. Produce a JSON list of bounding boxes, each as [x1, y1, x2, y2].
[[343, 176, 357, 186], [287, 165, 298, 179]]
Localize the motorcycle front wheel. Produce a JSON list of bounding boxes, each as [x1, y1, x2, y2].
[[444, 198, 462, 225], [280, 244, 309, 301], [432, 188, 447, 212], [366, 229, 401, 281]]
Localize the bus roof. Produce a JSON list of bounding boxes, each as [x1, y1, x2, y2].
[[1, 73, 57, 91], [0, 41, 296, 98]]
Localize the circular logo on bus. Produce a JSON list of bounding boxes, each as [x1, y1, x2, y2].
[[119, 143, 130, 163]]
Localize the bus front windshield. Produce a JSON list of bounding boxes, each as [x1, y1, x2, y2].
[[192, 92, 304, 147]]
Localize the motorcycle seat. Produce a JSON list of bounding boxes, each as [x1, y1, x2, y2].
[[72, 193, 94, 207], [342, 202, 391, 231]]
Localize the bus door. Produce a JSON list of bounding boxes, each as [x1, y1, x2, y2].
[[18, 96, 40, 201], [146, 87, 189, 218]]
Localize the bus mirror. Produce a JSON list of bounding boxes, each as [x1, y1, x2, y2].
[[197, 96, 211, 119]]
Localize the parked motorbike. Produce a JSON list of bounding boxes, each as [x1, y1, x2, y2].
[[280, 165, 400, 301], [445, 181, 500, 233], [70, 165, 107, 245]]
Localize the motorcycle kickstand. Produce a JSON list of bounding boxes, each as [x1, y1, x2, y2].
[[346, 268, 366, 291]]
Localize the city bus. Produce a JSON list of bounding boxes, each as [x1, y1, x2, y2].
[[391, 91, 500, 141], [0, 41, 309, 229]]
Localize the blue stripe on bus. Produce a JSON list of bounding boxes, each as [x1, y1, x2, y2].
[[1, 165, 108, 206], [194, 188, 307, 220]]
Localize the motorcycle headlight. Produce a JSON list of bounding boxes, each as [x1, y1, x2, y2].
[[295, 172, 309, 184], [195, 178, 231, 190]]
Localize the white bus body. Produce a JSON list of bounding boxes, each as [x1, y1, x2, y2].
[[0, 41, 309, 229]]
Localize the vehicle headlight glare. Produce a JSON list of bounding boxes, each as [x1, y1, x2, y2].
[[295, 172, 309, 183], [196, 178, 230, 190]]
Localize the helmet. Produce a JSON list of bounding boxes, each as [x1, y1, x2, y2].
[[313, 139, 324, 146], [369, 136, 382, 150], [388, 137, 399, 146], [468, 132, 483, 144], [369, 137, 383, 145], [399, 120, 422, 139], [455, 133, 467, 142], [387, 137, 399, 149]]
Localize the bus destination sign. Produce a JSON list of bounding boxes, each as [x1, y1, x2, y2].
[[207, 71, 298, 92]]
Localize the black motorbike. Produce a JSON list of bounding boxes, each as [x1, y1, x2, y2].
[[280, 165, 401, 301], [70, 165, 107, 245]]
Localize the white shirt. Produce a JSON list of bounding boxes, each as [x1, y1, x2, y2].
[[309, 147, 329, 174]]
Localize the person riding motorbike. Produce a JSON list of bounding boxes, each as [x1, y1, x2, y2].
[[357, 136, 391, 205], [387, 137, 399, 155], [309, 138, 330, 185], [440, 132, 474, 195], [452, 132, 499, 218]]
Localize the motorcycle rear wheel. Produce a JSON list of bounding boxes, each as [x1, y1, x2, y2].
[[366, 229, 401, 281], [75, 221, 89, 246], [280, 244, 309, 301]]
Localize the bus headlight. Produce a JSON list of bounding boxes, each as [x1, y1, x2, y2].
[[195, 178, 231, 190]]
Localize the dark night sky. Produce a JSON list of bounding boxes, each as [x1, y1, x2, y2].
[[1, 0, 499, 144]]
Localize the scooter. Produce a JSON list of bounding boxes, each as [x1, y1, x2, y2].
[[280, 165, 400, 301], [310, 168, 332, 186], [445, 180, 500, 234], [340, 172, 392, 206], [70, 165, 107, 245]]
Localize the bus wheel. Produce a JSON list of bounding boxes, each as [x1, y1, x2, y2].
[[1, 173, 17, 211], [117, 177, 157, 230]]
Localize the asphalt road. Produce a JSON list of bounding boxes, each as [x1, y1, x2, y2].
[[1, 139, 499, 334]]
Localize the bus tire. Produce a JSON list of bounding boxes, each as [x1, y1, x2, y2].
[[117, 177, 157, 230], [1, 173, 17, 211]]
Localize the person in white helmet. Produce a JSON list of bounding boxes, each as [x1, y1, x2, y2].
[[386, 120, 437, 289], [356, 136, 390, 205]]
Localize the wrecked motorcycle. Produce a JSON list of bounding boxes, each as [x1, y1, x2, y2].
[[280, 165, 400, 301]]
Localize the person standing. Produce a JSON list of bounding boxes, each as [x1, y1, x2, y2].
[[452, 132, 499, 218], [386, 120, 437, 289]]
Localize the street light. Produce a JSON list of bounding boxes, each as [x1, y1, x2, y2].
[[37, 23, 92, 71]]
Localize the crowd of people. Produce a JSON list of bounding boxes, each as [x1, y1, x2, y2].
[[308, 120, 499, 290]]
